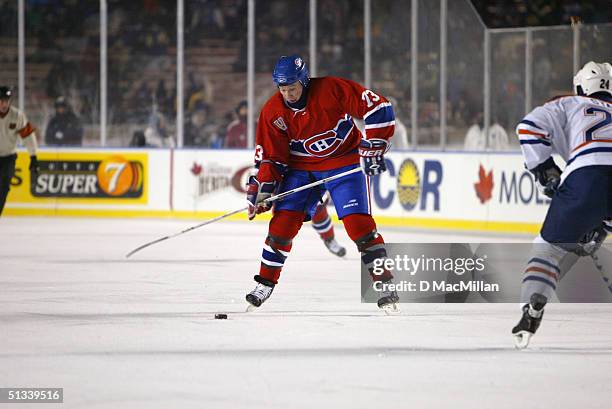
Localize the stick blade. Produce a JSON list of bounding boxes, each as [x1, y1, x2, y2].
[[125, 236, 169, 258]]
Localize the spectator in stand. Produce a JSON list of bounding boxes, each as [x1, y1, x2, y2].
[[224, 100, 247, 148], [129, 130, 155, 147], [144, 112, 175, 148], [131, 81, 154, 123], [186, 72, 214, 116], [184, 104, 220, 148], [45, 56, 85, 100], [45, 96, 84, 146], [155, 79, 175, 116]]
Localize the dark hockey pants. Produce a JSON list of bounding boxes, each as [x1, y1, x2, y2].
[[541, 165, 612, 247], [0, 153, 17, 216]]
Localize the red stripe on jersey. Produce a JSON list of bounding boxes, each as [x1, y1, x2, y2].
[[367, 126, 394, 141], [571, 138, 612, 153], [518, 128, 547, 139]]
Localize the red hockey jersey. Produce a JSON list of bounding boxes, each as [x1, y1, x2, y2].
[[254, 76, 395, 183]]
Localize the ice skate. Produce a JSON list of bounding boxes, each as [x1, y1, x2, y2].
[[324, 237, 346, 257], [377, 278, 401, 315], [245, 275, 275, 311], [512, 293, 547, 349]]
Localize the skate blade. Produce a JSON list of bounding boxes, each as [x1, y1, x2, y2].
[[245, 304, 259, 313], [513, 331, 533, 349], [381, 303, 401, 315], [326, 245, 346, 258], [334, 248, 347, 258]]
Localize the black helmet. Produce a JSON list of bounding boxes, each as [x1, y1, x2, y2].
[[55, 96, 68, 108], [235, 100, 247, 115], [0, 86, 12, 99]]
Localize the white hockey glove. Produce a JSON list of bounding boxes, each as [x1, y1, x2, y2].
[[529, 157, 561, 198], [246, 175, 278, 220], [359, 138, 389, 176]]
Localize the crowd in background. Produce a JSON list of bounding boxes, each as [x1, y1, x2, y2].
[[472, 0, 612, 28], [0, 0, 610, 148]]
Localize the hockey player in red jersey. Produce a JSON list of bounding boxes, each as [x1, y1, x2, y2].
[[245, 55, 398, 313], [236, 99, 346, 257]]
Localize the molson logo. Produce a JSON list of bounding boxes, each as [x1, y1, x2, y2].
[[397, 159, 421, 210], [32, 155, 144, 198]]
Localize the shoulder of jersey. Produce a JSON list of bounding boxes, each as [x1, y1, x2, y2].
[[545, 94, 573, 103], [261, 92, 286, 114], [313, 76, 341, 87], [546, 94, 611, 104], [309, 76, 342, 98], [4, 105, 22, 120]]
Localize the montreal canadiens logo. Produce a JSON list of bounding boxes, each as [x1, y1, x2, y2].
[[303, 130, 343, 157]]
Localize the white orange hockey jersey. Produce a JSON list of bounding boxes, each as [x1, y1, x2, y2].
[[0, 105, 37, 157], [516, 94, 612, 183]]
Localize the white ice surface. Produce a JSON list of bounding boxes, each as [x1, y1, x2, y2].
[[1, 217, 611, 409]]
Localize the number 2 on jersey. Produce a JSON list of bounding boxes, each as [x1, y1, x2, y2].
[[584, 107, 612, 141]]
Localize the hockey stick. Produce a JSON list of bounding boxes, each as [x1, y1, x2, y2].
[[591, 253, 612, 294], [125, 166, 363, 258]]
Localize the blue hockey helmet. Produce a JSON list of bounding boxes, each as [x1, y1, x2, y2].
[[272, 55, 309, 88]]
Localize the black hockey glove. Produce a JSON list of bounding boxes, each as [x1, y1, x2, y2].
[[29, 155, 40, 179], [529, 157, 561, 198], [359, 138, 389, 176], [574, 221, 610, 257], [246, 175, 278, 220]]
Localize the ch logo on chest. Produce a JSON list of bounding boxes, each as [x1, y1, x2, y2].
[[297, 115, 354, 158], [304, 130, 343, 157]]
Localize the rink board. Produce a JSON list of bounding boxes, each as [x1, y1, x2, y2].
[[5, 148, 546, 233]]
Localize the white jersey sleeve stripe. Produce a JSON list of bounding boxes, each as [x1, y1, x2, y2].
[[365, 120, 395, 130], [363, 102, 392, 120]]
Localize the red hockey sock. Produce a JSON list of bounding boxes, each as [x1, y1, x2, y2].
[[311, 204, 335, 241], [259, 210, 304, 284], [343, 213, 392, 282]]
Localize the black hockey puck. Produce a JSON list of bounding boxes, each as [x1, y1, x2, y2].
[[214, 313, 228, 319]]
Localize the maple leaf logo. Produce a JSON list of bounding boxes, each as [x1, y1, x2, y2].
[[474, 164, 493, 204], [190, 162, 203, 176]]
